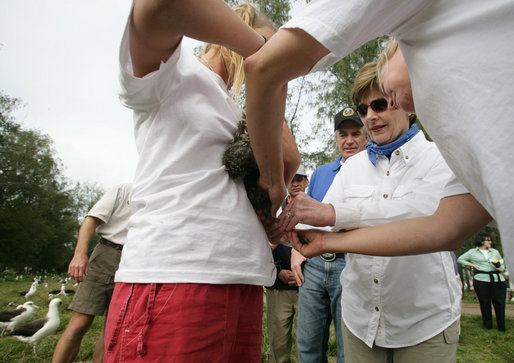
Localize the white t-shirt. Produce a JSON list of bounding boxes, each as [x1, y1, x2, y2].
[[115, 24, 275, 285], [284, 0, 514, 270], [87, 183, 132, 246], [323, 132, 467, 348]]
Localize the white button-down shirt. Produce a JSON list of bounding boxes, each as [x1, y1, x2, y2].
[[323, 132, 467, 348]]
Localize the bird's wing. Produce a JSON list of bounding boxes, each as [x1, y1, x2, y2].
[[0, 308, 25, 322], [9, 317, 47, 336]]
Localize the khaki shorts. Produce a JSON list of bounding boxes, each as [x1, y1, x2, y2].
[[69, 243, 121, 316], [342, 319, 459, 363]]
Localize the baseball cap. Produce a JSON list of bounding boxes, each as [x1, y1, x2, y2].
[[296, 165, 307, 176], [334, 107, 363, 131]]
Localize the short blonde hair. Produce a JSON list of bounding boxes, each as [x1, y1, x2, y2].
[[351, 61, 379, 106], [201, 3, 273, 103], [376, 39, 399, 92]]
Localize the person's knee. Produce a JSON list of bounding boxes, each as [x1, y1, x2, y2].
[[65, 312, 95, 337]]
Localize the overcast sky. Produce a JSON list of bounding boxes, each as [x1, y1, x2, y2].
[[0, 0, 202, 190]]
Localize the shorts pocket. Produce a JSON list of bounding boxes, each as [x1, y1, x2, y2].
[[443, 320, 460, 344]]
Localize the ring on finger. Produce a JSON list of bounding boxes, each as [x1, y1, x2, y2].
[[286, 211, 292, 218]]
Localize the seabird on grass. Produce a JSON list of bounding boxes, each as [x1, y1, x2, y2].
[[47, 285, 63, 299], [19, 281, 38, 300], [0, 301, 39, 336], [60, 283, 75, 296], [7, 298, 62, 353], [24, 281, 38, 300]]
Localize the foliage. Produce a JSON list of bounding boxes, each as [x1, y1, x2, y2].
[[253, 0, 292, 27], [0, 92, 104, 273], [0, 91, 22, 138]]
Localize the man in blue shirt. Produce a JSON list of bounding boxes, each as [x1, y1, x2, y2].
[[291, 107, 367, 362]]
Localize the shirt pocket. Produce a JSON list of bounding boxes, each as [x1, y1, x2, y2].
[[343, 185, 375, 202], [391, 181, 421, 200]]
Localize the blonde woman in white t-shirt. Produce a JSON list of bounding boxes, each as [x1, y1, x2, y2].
[[104, 2, 299, 362]]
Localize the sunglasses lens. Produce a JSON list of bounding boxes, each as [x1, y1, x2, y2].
[[356, 104, 368, 116], [356, 98, 388, 117], [371, 98, 388, 112]]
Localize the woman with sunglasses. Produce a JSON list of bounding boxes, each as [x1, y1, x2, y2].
[[282, 61, 467, 362]]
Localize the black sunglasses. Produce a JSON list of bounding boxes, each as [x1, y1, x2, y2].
[[356, 98, 388, 117]]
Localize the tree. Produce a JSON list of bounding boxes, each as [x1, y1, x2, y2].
[[227, 0, 293, 27], [0, 91, 22, 137], [0, 92, 99, 272]]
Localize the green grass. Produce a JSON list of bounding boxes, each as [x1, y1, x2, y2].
[[1, 275, 512, 362], [0, 273, 104, 363], [457, 316, 513, 362]]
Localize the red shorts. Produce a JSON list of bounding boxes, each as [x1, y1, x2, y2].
[[104, 282, 263, 362]]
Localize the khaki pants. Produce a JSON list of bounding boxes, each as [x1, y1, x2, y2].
[[266, 288, 298, 363], [342, 319, 459, 363]]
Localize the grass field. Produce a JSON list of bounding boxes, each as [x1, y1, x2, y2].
[[0, 275, 512, 362]]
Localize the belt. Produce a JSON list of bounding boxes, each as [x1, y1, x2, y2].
[[99, 238, 123, 251], [473, 269, 502, 283], [320, 253, 345, 262]]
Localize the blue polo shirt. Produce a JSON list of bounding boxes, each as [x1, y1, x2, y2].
[[307, 156, 343, 202]]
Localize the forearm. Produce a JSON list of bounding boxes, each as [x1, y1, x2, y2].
[[281, 121, 301, 188], [245, 43, 288, 185], [331, 197, 439, 231], [74, 216, 100, 256], [322, 194, 492, 256], [245, 28, 328, 212]]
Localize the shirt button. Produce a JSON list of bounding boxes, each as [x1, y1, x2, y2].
[[374, 278, 379, 284], [383, 193, 388, 199], [386, 171, 390, 176], [375, 306, 379, 312], [405, 155, 409, 159], [395, 150, 400, 156]]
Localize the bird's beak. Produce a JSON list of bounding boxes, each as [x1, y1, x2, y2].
[[34, 304, 41, 310]]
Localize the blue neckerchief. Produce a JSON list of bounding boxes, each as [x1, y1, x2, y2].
[[366, 124, 419, 166]]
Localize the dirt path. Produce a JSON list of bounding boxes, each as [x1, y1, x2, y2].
[[461, 303, 514, 317]]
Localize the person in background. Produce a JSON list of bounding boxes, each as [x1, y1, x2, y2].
[[290, 107, 367, 363], [266, 165, 308, 363], [104, 2, 299, 361], [52, 183, 132, 363], [457, 234, 507, 332]]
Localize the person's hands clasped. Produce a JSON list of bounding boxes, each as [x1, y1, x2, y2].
[[68, 252, 89, 283], [279, 192, 335, 231], [278, 269, 299, 287]]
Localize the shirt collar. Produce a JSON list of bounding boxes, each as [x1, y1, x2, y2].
[[332, 155, 343, 172]]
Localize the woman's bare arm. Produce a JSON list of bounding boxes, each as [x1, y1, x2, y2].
[[244, 28, 329, 216], [290, 194, 492, 257], [281, 120, 301, 187], [130, 0, 266, 77]]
